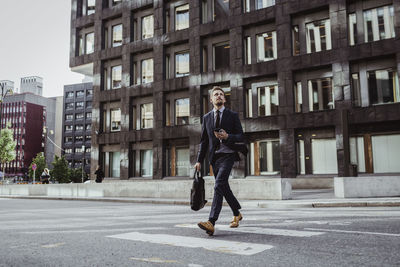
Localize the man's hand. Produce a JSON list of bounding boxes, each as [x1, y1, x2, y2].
[[194, 162, 201, 171], [214, 129, 228, 140]]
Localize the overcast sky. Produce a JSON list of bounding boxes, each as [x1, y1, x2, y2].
[[0, 0, 85, 97]]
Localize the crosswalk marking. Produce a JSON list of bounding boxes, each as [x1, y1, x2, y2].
[[305, 228, 400, 237], [176, 224, 325, 237], [108, 232, 273, 256]]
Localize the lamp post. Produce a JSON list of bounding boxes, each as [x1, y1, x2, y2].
[[81, 145, 85, 183], [42, 126, 54, 168]]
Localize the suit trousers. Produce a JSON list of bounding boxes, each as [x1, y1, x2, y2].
[[209, 153, 241, 222]]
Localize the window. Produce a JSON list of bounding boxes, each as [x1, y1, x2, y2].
[[368, 69, 400, 105], [86, 124, 92, 131], [257, 84, 278, 116], [140, 103, 153, 129], [75, 125, 84, 131], [75, 113, 84, 120], [76, 90, 85, 97], [213, 0, 229, 20], [75, 136, 84, 142], [292, 26, 300, 55], [66, 92, 74, 98], [87, 89, 93, 96], [308, 78, 334, 111], [294, 82, 302, 113], [86, 101, 92, 108], [111, 24, 122, 47], [141, 15, 154, 39], [65, 148, 72, 154], [111, 65, 122, 89], [109, 152, 120, 177], [167, 147, 191, 176], [363, 6, 395, 43], [65, 136, 73, 143], [110, 108, 121, 132], [86, 112, 92, 119], [112, 0, 121, 6], [175, 51, 189, 77], [256, 0, 274, 10], [84, 0, 95, 15], [244, 36, 251, 65], [140, 150, 153, 177], [78, 28, 94, 56], [348, 13, 357, 46], [65, 125, 73, 131], [175, 98, 189, 125], [65, 103, 74, 110], [213, 43, 229, 70], [86, 32, 94, 54], [76, 102, 84, 109], [65, 114, 73, 120], [256, 31, 277, 62], [351, 73, 361, 107], [175, 4, 189, 31], [306, 19, 331, 53], [85, 147, 91, 153], [141, 58, 154, 84], [248, 140, 280, 175], [86, 135, 92, 141]]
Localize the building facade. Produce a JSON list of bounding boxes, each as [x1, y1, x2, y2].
[[62, 83, 93, 174], [1, 93, 59, 176], [70, 0, 400, 180], [20, 76, 43, 96]]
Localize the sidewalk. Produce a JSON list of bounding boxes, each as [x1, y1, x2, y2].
[[1, 189, 400, 208]]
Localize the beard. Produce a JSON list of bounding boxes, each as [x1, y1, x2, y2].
[[215, 101, 223, 107]]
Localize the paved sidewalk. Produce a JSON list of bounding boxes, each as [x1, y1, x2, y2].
[[1, 189, 400, 208]]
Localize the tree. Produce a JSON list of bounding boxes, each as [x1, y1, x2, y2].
[[51, 156, 70, 184], [29, 153, 47, 181], [0, 123, 16, 181], [69, 168, 88, 183]]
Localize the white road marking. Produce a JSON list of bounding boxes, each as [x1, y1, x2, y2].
[[305, 228, 400, 237], [41, 242, 65, 248], [108, 232, 273, 256], [176, 224, 325, 237], [21, 227, 165, 234], [130, 257, 179, 263]]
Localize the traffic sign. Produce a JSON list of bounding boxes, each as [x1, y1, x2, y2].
[[32, 163, 37, 171]]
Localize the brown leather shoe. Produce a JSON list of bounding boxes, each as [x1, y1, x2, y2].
[[229, 213, 243, 228], [197, 221, 215, 236]]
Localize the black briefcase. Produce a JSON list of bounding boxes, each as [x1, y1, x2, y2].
[[190, 171, 207, 211]]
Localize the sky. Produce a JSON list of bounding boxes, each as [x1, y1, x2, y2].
[[0, 0, 85, 97]]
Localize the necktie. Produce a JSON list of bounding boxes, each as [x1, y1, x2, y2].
[[215, 110, 221, 151], [215, 110, 220, 129]]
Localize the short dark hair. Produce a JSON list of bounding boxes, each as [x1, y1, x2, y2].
[[211, 86, 225, 96]]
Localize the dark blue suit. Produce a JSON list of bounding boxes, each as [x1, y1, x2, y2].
[[197, 108, 245, 222]]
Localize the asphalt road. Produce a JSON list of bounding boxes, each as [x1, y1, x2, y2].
[[0, 198, 399, 267]]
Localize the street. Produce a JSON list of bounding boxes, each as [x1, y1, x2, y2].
[[0, 198, 399, 267]]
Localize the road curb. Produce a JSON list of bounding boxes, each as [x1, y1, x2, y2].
[[1, 195, 400, 208]]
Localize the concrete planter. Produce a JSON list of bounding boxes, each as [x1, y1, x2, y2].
[[0, 178, 291, 200], [334, 176, 400, 198]]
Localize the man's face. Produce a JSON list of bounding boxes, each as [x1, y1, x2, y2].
[[210, 90, 225, 107]]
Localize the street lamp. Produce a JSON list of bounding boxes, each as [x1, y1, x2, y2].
[[81, 145, 85, 183]]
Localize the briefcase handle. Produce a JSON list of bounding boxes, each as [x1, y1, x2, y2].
[[193, 170, 202, 180]]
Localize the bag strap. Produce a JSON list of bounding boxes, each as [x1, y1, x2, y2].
[[193, 170, 202, 181]]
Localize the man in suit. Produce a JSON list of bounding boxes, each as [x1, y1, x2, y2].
[[194, 86, 246, 236]]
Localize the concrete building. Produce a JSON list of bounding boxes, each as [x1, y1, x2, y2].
[[0, 80, 15, 94], [1, 93, 59, 176], [20, 76, 43, 96], [69, 0, 400, 180], [62, 82, 93, 174]]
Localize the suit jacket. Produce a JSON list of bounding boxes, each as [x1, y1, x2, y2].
[[197, 108, 247, 164]]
